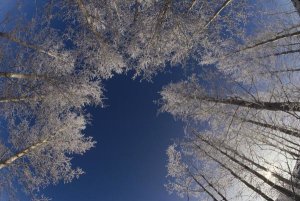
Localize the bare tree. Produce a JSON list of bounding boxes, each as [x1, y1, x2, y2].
[[166, 123, 300, 200], [161, 72, 300, 200]]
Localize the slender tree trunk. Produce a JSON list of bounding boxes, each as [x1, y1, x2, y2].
[[276, 160, 300, 201], [199, 96, 300, 112], [291, 0, 300, 16], [259, 131, 300, 153], [0, 96, 42, 103], [238, 30, 300, 53], [191, 0, 233, 38], [153, 0, 172, 34], [0, 32, 61, 59], [218, 28, 300, 61], [264, 68, 300, 74], [188, 0, 197, 11], [260, 138, 300, 158], [0, 72, 44, 79], [187, 170, 219, 201], [0, 72, 48, 103], [229, 115, 300, 147], [75, 0, 106, 43], [203, 0, 233, 29], [195, 135, 300, 199], [198, 172, 228, 201], [242, 118, 300, 138], [193, 142, 275, 201], [196, 134, 300, 189], [0, 139, 48, 170], [220, 112, 300, 144], [184, 0, 234, 55], [260, 49, 300, 58], [237, 117, 300, 151]]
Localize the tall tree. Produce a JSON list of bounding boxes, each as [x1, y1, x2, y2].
[[161, 73, 300, 200]]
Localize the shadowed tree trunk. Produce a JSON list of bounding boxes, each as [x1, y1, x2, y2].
[[235, 117, 300, 146], [75, 0, 109, 45], [187, 169, 219, 201], [193, 142, 275, 201], [195, 133, 300, 190], [195, 170, 228, 201], [190, 94, 300, 112], [241, 118, 300, 138], [276, 160, 300, 201], [194, 134, 300, 200], [235, 29, 300, 54], [0, 32, 63, 59], [292, 0, 300, 16]]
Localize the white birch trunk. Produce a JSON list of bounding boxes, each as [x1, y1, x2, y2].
[[0, 139, 48, 170]]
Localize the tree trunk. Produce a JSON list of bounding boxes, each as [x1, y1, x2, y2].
[[187, 170, 219, 201], [264, 68, 300, 74], [260, 49, 300, 58], [0, 139, 48, 170], [196, 135, 300, 199], [0, 96, 42, 103], [193, 142, 275, 201], [196, 134, 300, 189], [0, 72, 44, 79], [259, 131, 300, 153], [198, 171, 228, 201], [291, 0, 300, 16], [191, 0, 233, 38], [201, 96, 300, 112], [238, 118, 300, 146], [238, 30, 300, 53], [203, 0, 233, 29], [243, 118, 300, 138], [153, 0, 172, 34], [0, 32, 61, 59], [276, 159, 300, 201], [75, 0, 107, 43]]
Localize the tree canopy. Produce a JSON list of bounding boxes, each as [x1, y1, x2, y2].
[[0, 0, 300, 200]]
